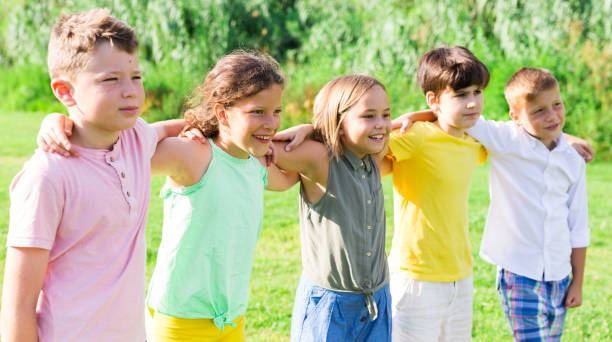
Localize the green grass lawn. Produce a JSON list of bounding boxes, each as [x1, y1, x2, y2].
[[1, 111, 611, 341]]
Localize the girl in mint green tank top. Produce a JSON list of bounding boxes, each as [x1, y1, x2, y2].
[[146, 52, 297, 341]]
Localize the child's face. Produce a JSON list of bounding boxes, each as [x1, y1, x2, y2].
[[429, 85, 483, 136], [219, 84, 283, 158], [510, 87, 565, 149], [67, 41, 144, 134], [340, 85, 392, 159]]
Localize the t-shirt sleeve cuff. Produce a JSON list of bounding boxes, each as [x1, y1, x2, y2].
[[7, 236, 54, 250], [136, 117, 159, 158]]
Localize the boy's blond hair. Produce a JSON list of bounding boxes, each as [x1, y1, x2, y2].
[[47, 8, 138, 79], [312, 74, 386, 158], [504, 67, 559, 112]]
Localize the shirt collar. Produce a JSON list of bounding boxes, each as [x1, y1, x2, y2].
[[106, 134, 122, 161], [517, 125, 568, 152], [343, 148, 372, 172]]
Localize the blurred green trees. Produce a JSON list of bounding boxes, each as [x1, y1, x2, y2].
[[1, 0, 610, 157]]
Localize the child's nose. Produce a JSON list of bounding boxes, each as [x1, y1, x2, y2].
[[122, 81, 138, 98], [264, 113, 280, 129], [374, 116, 386, 128], [544, 109, 557, 121]]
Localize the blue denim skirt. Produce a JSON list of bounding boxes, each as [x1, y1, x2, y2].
[[290, 274, 391, 342]]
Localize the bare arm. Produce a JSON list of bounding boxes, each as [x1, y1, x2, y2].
[[273, 140, 328, 177], [256, 158, 300, 191], [37, 115, 189, 157], [151, 137, 212, 187], [273, 140, 330, 203], [151, 119, 187, 143], [1, 247, 50, 342], [565, 247, 587, 309], [392, 109, 435, 133], [272, 124, 315, 152]]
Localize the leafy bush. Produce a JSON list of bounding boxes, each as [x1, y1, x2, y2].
[[1, 0, 610, 158]]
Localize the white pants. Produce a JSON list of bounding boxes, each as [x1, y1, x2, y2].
[[390, 274, 473, 342]]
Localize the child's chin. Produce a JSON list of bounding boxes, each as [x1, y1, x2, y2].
[[249, 148, 269, 158]]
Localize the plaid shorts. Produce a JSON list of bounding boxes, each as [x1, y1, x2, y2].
[[496, 268, 570, 342]]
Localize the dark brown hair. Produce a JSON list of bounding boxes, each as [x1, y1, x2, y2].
[[183, 51, 285, 138], [504, 67, 559, 112], [417, 46, 490, 96], [47, 8, 138, 78]]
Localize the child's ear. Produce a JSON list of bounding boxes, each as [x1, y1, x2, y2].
[[51, 78, 76, 107], [425, 91, 439, 113], [509, 110, 521, 126], [214, 103, 230, 127]]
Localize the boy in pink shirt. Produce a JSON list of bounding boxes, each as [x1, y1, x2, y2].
[[1, 9, 180, 342]]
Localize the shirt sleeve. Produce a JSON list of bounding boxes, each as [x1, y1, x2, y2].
[[567, 161, 589, 248], [7, 158, 63, 250], [388, 126, 422, 162], [134, 117, 159, 159], [478, 144, 488, 165], [467, 117, 515, 155]]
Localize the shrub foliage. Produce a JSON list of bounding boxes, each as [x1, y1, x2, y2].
[[1, 0, 610, 157]]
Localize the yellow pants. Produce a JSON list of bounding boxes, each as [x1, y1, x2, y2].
[[149, 311, 246, 342]]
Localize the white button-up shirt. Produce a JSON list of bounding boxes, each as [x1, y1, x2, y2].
[[467, 118, 589, 281]]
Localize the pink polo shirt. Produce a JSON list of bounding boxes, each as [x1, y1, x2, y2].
[[7, 118, 157, 342]]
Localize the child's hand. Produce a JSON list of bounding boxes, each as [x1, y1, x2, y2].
[[565, 280, 583, 309], [265, 143, 277, 166], [37, 113, 79, 157], [392, 116, 414, 134], [391, 109, 435, 134], [565, 134, 594, 163], [179, 126, 207, 144], [273, 124, 314, 151]]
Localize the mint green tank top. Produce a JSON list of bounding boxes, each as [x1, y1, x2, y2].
[[147, 139, 268, 330]]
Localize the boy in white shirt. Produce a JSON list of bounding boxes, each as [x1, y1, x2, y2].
[[466, 67, 588, 341]]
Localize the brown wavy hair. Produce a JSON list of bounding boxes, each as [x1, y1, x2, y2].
[[183, 51, 285, 138]]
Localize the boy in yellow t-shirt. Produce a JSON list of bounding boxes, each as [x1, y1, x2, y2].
[[380, 46, 488, 342]]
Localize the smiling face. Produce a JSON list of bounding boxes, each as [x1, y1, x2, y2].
[[215, 84, 283, 158], [64, 41, 144, 136], [429, 84, 483, 137], [339, 85, 392, 159], [510, 86, 565, 149]]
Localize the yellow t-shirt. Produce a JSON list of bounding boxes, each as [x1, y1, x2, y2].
[[388, 121, 487, 282]]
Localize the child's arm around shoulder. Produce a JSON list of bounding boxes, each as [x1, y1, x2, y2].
[[37, 113, 189, 157], [564, 133, 594, 163], [150, 119, 191, 144], [151, 137, 212, 187], [257, 157, 299, 192], [465, 116, 516, 154], [1, 247, 49, 342], [273, 139, 329, 183]]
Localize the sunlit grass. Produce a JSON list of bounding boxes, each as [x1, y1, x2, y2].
[[1, 111, 610, 340]]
